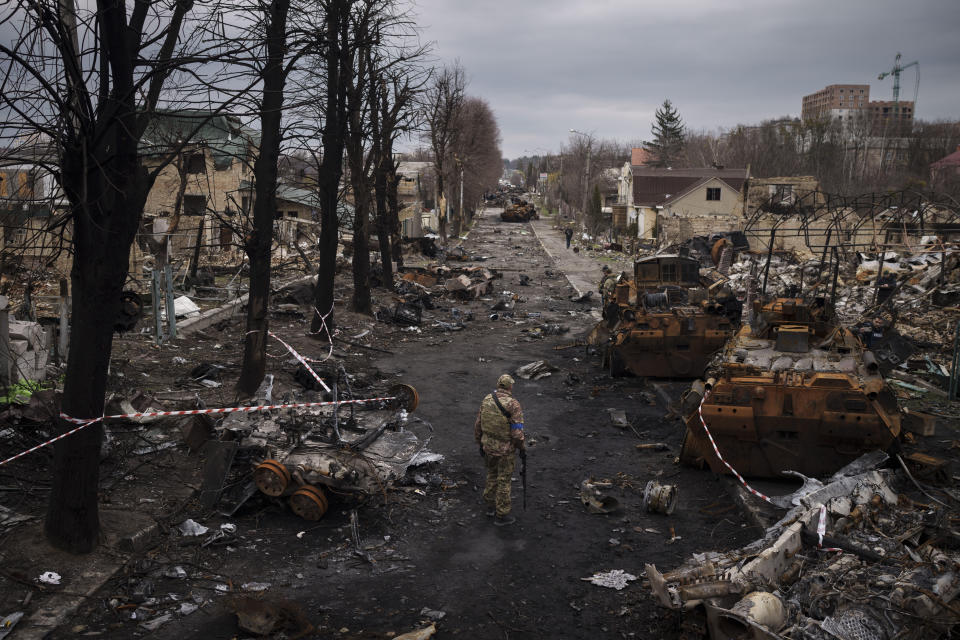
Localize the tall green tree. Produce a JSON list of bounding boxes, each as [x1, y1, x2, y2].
[[645, 99, 686, 168]]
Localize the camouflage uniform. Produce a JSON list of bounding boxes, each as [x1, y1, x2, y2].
[[474, 382, 525, 517], [600, 270, 618, 306]]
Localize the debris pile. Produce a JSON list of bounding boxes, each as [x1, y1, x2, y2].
[[202, 381, 436, 520], [645, 454, 960, 639]]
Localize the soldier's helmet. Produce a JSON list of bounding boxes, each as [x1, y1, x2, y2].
[[602, 265, 612, 274], [497, 374, 515, 389]]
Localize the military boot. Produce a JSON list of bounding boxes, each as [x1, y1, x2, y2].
[[493, 514, 516, 526]]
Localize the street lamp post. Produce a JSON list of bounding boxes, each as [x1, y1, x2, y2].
[[569, 129, 594, 234]]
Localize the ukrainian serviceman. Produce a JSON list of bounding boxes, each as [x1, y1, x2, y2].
[[474, 374, 525, 526]]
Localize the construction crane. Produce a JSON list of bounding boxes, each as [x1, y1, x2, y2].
[[878, 52, 919, 108]]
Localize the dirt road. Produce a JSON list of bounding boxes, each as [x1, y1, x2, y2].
[[44, 209, 761, 639]]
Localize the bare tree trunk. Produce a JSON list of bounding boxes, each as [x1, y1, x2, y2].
[[388, 169, 403, 268], [46, 124, 149, 553], [189, 214, 204, 281], [351, 195, 371, 312], [236, 0, 290, 396], [374, 163, 393, 287], [311, 0, 351, 339]]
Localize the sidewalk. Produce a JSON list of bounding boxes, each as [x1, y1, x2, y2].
[[529, 215, 632, 298]]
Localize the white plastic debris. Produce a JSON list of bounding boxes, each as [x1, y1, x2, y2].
[[177, 518, 209, 536], [172, 296, 201, 318], [582, 569, 637, 590], [419, 607, 446, 620], [38, 571, 61, 585], [179, 602, 199, 616], [140, 613, 173, 631], [220, 523, 237, 534], [241, 582, 271, 592], [163, 566, 188, 579]]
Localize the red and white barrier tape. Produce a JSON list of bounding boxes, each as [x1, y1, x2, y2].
[[697, 392, 774, 505], [0, 395, 396, 467], [697, 394, 843, 553], [268, 331, 331, 392], [0, 420, 98, 467]]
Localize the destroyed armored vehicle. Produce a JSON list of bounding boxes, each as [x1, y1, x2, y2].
[[500, 199, 538, 222], [212, 382, 433, 522], [679, 297, 902, 478], [592, 253, 742, 377]]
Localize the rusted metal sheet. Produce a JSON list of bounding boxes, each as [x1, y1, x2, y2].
[[680, 297, 902, 478]]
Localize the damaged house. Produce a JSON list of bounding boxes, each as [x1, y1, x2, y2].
[[396, 160, 437, 238], [139, 111, 259, 262], [631, 166, 749, 243]]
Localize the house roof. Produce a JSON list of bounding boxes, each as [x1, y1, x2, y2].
[[631, 147, 653, 166], [140, 111, 258, 170], [397, 161, 433, 179], [932, 145, 960, 169], [632, 167, 748, 206], [238, 179, 353, 219], [276, 183, 322, 209]]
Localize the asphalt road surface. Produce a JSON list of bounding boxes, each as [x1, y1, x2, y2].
[[51, 209, 762, 639]]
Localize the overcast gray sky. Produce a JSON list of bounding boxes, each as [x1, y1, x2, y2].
[[411, 0, 960, 159]]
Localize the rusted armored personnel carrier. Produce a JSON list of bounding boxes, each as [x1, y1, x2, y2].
[[500, 199, 538, 222], [593, 253, 742, 377], [679, 297, 902, 478]]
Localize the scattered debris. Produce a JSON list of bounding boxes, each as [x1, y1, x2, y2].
[[607, 409, 629, 428], [515, 360, 558, 380], [582, 569, 637, 590], [0, 612, 24, 640], [394, 623, 437, 640], [646, 456, 960, 639], [38, 571, 61, 585], [642, 480, 678, 515], [580, 479, 621, 514], [176, 519, 209, 537], [228, 596, 314, 637]]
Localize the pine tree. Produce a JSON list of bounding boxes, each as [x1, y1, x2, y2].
[[644, 99, 686, 168]]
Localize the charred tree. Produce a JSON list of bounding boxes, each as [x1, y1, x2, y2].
[[423, 63, 465, 243], [0, 0, 200, 552], [372, 67, 423, 287], [236, 0, 291, 396], [310, 0, 353, 339]]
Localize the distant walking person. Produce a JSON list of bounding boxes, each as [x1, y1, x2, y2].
[[564, 226, 573, 249], [474, 374, 526, 526]]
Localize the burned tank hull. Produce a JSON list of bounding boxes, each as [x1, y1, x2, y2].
[[679, 298, 901, 479], [605, 309, 734, 377], [594, 254, 741, 379], [500, 199, 538, 222]]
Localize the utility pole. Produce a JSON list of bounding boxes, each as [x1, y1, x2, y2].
[[570, 129, 595, 235], [459, 163, 464, 230], [558, 151, 563, 217]]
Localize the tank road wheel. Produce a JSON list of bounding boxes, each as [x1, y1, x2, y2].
[[388, 383, 419, 412], [254, 459, 291, 497], [609, 348, 627, 377], [289, 485, 329, 521]]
